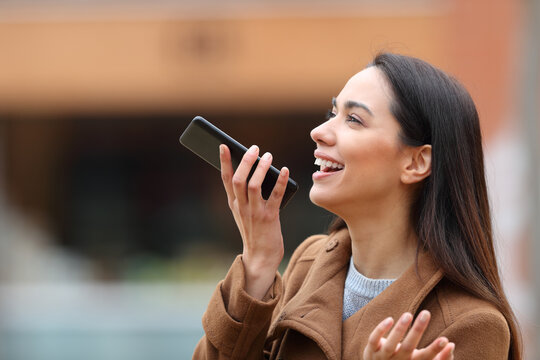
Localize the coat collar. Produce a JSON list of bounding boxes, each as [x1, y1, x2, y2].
[[342, 239, 444, 356], [269, 229, 444, 360]]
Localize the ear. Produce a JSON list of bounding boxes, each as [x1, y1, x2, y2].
[[400, 144, 432, 184]]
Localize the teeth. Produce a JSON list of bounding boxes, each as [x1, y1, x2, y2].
[[314, 157, 344, 170]]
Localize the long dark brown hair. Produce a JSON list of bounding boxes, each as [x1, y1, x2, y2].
[[329, 53, 522, 359]]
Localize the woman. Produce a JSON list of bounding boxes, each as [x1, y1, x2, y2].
[[193, 53, 522, 359]]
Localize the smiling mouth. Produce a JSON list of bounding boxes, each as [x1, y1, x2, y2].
[[314, 157, 344, 173]]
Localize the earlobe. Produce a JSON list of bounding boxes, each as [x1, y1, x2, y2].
[[401, 145, 432, 184]]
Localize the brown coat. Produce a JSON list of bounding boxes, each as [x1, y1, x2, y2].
[[193, 229, 510, 359]]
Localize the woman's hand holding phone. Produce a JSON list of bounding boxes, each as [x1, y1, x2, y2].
[[219, 144, 290, 300]]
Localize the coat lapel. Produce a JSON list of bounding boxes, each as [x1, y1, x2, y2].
[[269, 229, 351, 360]]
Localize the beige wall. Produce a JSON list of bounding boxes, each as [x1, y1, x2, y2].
[[0, 11, 447, 114]]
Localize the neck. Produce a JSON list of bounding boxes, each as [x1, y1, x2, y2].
[[342, 196, 418, 279]]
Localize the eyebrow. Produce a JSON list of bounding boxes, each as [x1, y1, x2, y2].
[[332, 97, 374, 116]]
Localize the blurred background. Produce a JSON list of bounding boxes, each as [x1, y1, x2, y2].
[[0, 0, 538, 359]]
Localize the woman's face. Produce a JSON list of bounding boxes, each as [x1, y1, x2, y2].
[[309, 66, 408, 217]]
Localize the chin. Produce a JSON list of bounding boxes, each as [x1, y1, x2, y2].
[[309, 187, 339, 214]]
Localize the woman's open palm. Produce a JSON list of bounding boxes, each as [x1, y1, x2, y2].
[[364, 310, 455, 360]]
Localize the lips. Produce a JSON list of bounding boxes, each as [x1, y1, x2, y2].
[[313, 150, 344, 164], [313, 151, 344, 180]]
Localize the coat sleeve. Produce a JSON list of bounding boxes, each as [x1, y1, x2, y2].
[[192, 255, 283, 360], [439, 309, 511, 359]]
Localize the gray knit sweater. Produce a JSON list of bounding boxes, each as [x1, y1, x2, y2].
[[342, 257, 395, 320]]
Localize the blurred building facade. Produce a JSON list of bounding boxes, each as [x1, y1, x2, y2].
[[0, 0, 538, 359]]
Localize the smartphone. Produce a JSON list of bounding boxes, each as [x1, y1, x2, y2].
[[179, 116, 298, 209]]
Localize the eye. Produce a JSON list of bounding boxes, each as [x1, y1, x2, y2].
[[325, 109, 336, 120], [346, 115, 365, 126]]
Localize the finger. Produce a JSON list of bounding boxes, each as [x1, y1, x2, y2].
[[381, 312, 412, 356], [266, 167, 289, 212], [399, 310, 431, 354], [413, 337, 448, 359], [246, 152, 273, 208], [364, 317, 394, 357], [232, 145, 259, 207], [220, 145, 236, 206], [433, 342, 454, 360]]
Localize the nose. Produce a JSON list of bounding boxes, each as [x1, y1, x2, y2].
[[310, 119, 336, 146]]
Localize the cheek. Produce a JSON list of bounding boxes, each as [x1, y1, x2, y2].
[[342, 136, 402, 186]]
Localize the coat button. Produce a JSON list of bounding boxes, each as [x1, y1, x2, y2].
[[325, 238, 339, 252]]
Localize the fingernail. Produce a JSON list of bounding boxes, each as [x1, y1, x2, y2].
[[248, 145, 258, 153], [450, 343, 455, 354], [219, 145, 224, 154], [262, 152, 271, 161], [438, 338, 448, 347], [401, 313, 412, 324], [280, 167, 288, 176], [383, 317, 393, 326], [419, 310, 429, 323]]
